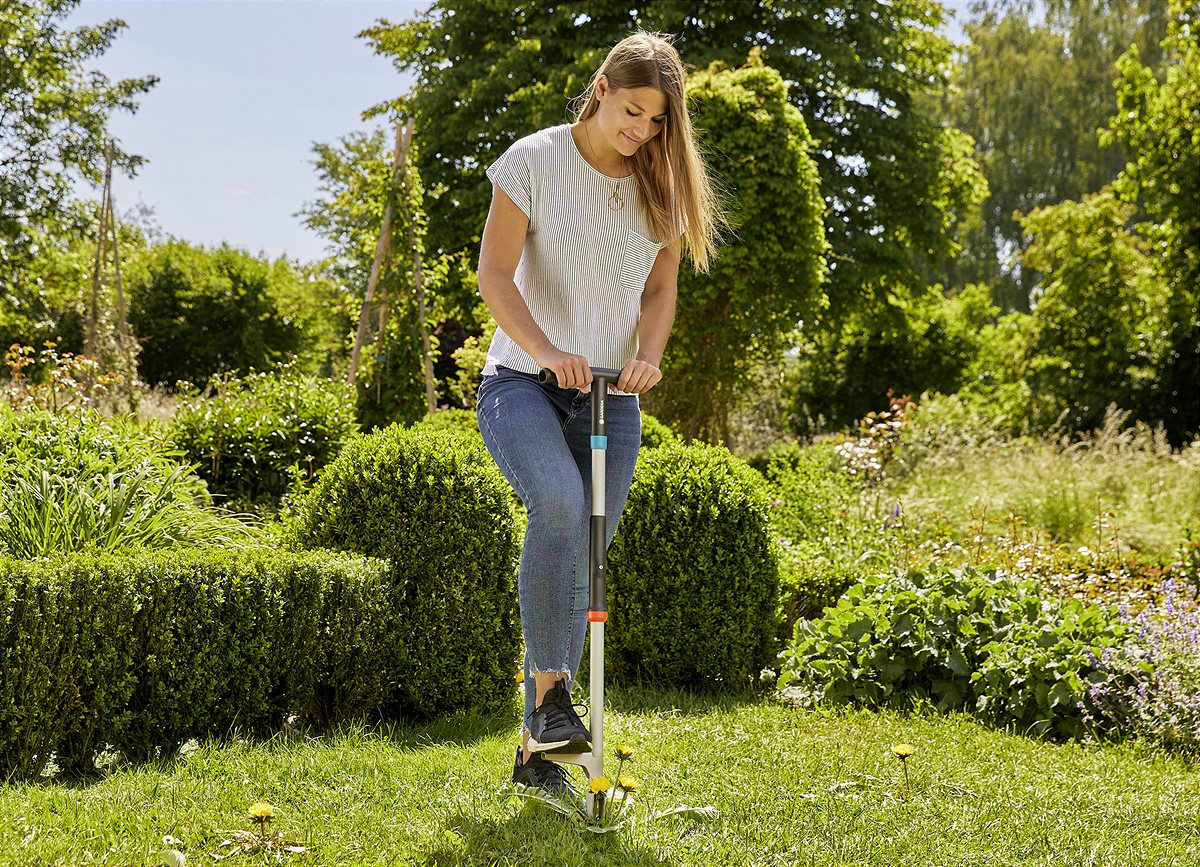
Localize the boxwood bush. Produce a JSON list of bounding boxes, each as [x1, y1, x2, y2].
[[0, 549, 389, 780], [639, 412, 679, 449], [777, 567, 1125, 739], [285, 424, 521, 718], [171, 364, 359, 507], [607, 442, 780, 688]]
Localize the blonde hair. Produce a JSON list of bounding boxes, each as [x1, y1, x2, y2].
[[574, 32, 722, 273]]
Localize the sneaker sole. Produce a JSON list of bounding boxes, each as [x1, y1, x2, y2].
[[527, 733, 591, 754]]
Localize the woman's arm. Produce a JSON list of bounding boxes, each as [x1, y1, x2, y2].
[[477, 184, 593, 389], [618, 240, 680, 394]]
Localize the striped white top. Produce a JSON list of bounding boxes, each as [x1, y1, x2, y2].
[[482, 123, 664, 378]]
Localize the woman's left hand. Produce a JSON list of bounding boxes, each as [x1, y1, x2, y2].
[[617, 359, 663, 394]]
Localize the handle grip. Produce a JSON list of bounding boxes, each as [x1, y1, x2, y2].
[[538, 366, 622, 386]]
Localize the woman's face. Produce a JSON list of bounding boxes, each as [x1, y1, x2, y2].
[[595, 77, 668, 158]]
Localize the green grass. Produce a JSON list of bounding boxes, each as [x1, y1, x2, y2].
[[4, 686, 1198, 866], [892, 421, 1200, 557]]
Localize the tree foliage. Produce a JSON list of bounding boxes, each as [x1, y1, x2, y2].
[[127, 242, 305, 388], [1102, 0, 1199, 443], [360, 0, 985, 326], [645, 55, 825, 442], [0, 0, 156, 296], [1019, 190, 1169, 432], [940, 0, 1169, 309], [300, 128, 478, 426]]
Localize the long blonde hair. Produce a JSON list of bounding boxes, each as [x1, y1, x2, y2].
[[574, 32, 721, 273]]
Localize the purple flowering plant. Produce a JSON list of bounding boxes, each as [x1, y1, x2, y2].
[[1081, 577, 1200, 752]]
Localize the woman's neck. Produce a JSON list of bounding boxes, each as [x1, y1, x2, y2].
[[572, 118, 629, 177]]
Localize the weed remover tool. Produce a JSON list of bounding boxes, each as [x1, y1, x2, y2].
[[539, 365, 621, 822]]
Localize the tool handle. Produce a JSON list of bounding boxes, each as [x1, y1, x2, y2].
[[538, 366, 622, 386]]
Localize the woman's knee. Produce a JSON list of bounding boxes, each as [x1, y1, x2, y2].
[[525, 478, 586, 529]]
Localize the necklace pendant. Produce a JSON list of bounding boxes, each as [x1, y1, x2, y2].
[[608, 187, 624, 211]]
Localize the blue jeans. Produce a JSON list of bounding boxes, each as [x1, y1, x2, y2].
[[476, 366, 641, 733]]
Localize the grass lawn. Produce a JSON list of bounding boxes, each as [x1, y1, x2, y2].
[[3, 686, 1198, 866]]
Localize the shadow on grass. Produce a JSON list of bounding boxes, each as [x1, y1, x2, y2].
[[420, 805, 678, 866], [606, 682, 765, 718]]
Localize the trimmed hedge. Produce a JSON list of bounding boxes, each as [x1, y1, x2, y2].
[[0, 549, 390, 780], [285, 424, 521, 718], [640, 413, 679, 449], [607, 442, 780, 688]]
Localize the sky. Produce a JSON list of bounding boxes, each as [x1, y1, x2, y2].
[[65, 0, 975, 266]]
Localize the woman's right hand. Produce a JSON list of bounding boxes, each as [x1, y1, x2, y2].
[[536, 349, 593, 391]]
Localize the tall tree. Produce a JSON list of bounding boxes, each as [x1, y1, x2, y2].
[[645, 53, 826, 442], [360, 0, 984, 334], [300, 127, 461, 426], [941, 0, 1169, 309], [1019, 190, 1167, 433], [1102, 0, 1199, 444], [0, 0, 157, 307]]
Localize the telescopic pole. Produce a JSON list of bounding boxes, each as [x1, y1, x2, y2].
[[539, 365, 622, 821]]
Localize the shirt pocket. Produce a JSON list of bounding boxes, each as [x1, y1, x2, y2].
[[617, 230, 662, 293]]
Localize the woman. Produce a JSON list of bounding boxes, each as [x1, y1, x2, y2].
[[475, 30, 721, 792]]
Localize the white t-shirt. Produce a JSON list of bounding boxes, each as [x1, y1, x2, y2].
[[482, 123, 665, 377]]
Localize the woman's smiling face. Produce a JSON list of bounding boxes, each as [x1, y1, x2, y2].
[[594, 78, 668, 158]]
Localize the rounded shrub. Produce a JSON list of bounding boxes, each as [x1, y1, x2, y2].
[[607, 442, 780, 688], [639, 412, 679, 450], [286, 425, 521, 718], [171, 364, 359, 507]]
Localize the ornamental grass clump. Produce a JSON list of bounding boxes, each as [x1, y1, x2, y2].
[[1082, 578, 1200, 752]]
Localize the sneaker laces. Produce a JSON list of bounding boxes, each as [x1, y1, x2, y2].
[[530, 754, 571, 791], [541, 684, 588, 732]]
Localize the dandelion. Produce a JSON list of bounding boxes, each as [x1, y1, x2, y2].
[[248, 801, 276, 828], [616, 775, 639, 792], [614, 744, 635, 760], [588, 776, 611, 794], [891, 743, 914, 788]]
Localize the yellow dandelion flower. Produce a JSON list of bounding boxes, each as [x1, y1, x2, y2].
[[891, 743, 915, 759], [248, 802, 276, 821], [616, 775, 639, 792], [614, 744, 635, 760], [588, 776, 611, 794]]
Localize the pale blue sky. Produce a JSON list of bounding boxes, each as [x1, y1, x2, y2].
[[67, 0, 974, 266]]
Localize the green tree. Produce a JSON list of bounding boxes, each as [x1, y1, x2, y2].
[[644, 54, 825, 443], [360, 0, 985, 356], [940, 0, 1169, 309], [787, 282, 1003, 436], [127, 242, 304, 388], [0, 0, 156, 304], [1019, 189, 1168, 432], [1102, 0, 1199, 444], [299, 128, 444, 426]]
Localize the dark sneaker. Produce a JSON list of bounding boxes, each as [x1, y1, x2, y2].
[[512, 745, 572, 795], [527, 679, 591, 753]]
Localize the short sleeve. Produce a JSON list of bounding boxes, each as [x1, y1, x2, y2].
[[486, 141, 533, 222]]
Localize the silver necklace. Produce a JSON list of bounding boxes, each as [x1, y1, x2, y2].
[[583, 121, 626, 211]]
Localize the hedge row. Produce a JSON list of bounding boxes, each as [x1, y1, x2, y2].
[[0, 549, 412, 780]]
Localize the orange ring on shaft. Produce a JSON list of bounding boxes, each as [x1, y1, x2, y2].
[[587, 611, 608, 622]]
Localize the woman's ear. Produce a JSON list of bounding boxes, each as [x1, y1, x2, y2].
[[594, 74, 609, 101]]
